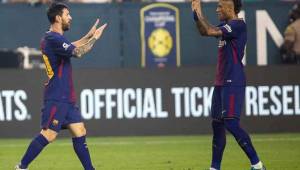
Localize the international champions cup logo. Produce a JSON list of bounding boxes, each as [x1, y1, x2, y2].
[[148, 28, 173, 58], [140, 3, 181, 68]]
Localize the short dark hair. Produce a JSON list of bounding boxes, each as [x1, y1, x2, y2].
[[232, 0, 242, 14], [47, 3, 69, 24]]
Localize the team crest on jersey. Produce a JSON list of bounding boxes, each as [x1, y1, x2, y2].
[[52, 119, 59, 126], [223, 24, 232, 32], [62, 42, 70, 51], [218, 40, 226, 48]]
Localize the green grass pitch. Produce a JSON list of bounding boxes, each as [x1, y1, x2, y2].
[[1, 133, 300, 170]]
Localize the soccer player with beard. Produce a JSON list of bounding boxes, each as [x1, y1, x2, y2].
[[15, 3, 107, 170]]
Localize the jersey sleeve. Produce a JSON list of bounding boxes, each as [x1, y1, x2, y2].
[[219, 20, 243, 39], [49, 35, 75, 58]]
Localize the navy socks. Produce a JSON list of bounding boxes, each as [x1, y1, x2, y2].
[[20, 134, 49, 169], [224, 119, 260, 165], [19, 134, 94, 170], [72, 136, 94, 170], [211, 120, 226, 170], [211, 119, 260, 169]]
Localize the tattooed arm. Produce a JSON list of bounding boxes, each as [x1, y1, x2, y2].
[[191, 0, 222, 37], [72, 37, 97, 58], [72, 23, 107, 58]]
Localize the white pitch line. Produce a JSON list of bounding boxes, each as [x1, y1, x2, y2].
[[0, 137, 300, 148]]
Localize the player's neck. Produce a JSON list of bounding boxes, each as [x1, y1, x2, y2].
[[226, 14, 238, 22], [49, 24, 64, 35]]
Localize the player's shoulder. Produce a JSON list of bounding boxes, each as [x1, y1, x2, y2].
[[44, 31, 66, 43], [228, 19, 246, 27], [226, 19, 246, 33]]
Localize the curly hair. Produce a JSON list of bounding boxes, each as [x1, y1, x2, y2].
[[232, 0, 242, 14]]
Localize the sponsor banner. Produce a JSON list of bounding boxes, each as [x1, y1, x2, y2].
[[0, 66, 299, 137], [140, 3, 181, 68], [79, 85, 300, 120]]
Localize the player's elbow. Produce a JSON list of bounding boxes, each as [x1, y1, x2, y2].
[[196, 27, 208, 36], [197, 28, 209, 36], [201, 31, 217, 37], [201, 31, 209, 36], [199, 28, 214, 36], [74, 54, 83, 59]]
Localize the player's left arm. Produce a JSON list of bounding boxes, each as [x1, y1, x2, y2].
[[192, 0, 222, 37], [72, 19, 100, 47]]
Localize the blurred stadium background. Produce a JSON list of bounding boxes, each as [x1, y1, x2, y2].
[[0, 0, 300, 169]]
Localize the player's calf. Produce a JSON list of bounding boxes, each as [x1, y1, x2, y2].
[[211, 120, 226, 170]]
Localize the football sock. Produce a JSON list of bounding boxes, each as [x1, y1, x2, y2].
[[211, 120, 226, 170], [224, 119, 260, 165], [20, 134, 49, 169], [72, 136, 94, 170]]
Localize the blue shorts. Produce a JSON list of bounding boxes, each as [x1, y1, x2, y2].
[[211, 86, 245, 120], [41, 100, 82, 132]]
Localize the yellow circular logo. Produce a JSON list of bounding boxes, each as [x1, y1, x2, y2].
[[148, 28, 173, 58]]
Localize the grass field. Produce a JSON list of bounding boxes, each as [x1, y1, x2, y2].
[[1, 133, 300, 170]]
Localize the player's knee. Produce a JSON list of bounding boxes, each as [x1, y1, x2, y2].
[[41, 129, 57, 143], [212, 120, 226, 149], [74, 126, 87, 137], [80, 126, 87, 136], [45, 133, 57, 143], [223, 118, 239, 132], [212, 119, 224, 129]]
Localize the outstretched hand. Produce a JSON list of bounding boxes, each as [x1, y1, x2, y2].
[[93, 23, 108, 40], [86, 19, 100, 38]]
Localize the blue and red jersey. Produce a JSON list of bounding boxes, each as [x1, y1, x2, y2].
[[215, 19, 247, 86], [40, 31, 76, 103]]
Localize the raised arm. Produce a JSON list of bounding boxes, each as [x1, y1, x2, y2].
[[72, 19, 99, 47], [72, 23, 107, 58], [191, 0, 222, 37]]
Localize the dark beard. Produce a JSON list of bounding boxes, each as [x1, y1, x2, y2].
[[62, 23, 70, 31]]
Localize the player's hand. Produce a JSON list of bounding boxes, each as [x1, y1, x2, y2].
[[93, 23, 108, 40], [86, 19, 100, 38], [191, 0, 202, 17]]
